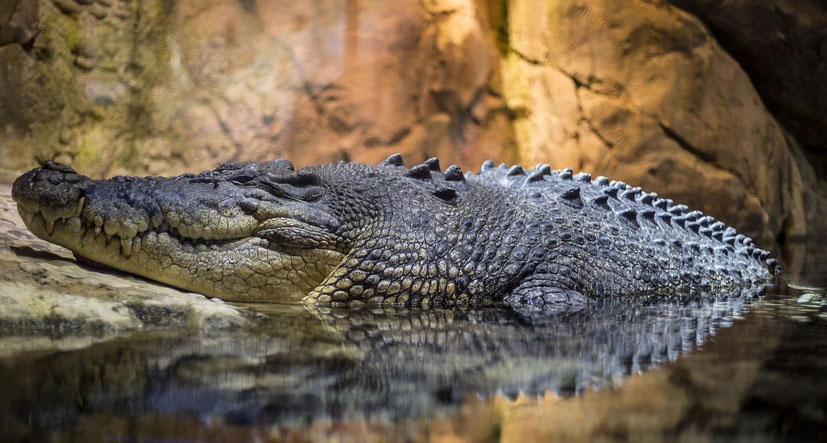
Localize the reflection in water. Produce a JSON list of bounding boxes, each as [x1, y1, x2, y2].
[[0, 288, 765, 431]]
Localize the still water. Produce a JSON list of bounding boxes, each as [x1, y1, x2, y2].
[[1, 243, 826, 442]]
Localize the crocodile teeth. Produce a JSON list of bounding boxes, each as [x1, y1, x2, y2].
[[74, 197, 85, 216], [44, 217, 55, 235], [94, 225, 102, 235], [121, 237, 133, 257], [22, 210, 34, 225]]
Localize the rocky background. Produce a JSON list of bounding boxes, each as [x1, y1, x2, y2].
[[1, 0, 825, 250]]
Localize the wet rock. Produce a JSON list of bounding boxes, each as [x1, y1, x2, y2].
[[796, 292, 824, 307]]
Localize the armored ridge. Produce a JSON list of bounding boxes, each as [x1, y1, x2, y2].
[[12, 155, 779, 314]]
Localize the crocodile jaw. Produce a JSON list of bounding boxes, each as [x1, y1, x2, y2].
[[12, 163, 347, 302], [16, 201, 345, 302]]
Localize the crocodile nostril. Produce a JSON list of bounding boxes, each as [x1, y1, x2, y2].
[[31, 165, 84, 187], [41, 161, 77, 174]]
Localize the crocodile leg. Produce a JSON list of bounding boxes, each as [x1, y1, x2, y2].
[[504, 278, 589, 315]]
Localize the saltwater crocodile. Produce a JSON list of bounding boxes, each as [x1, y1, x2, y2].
[[12, 155, 779, 313]]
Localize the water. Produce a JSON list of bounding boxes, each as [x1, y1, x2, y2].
[[1, 242, 826, 442]]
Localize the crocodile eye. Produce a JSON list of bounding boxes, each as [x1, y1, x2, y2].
[[231, 174, 256, 185], [222, 164, 324, 201], [258, 172, 325, 201]]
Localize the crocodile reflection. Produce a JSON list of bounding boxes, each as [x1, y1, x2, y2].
[[0, 290, 761, 429]]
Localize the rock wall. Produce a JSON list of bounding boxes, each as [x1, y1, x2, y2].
[[1, 0, 825, 247], [498, 0, 824, 245], [0, 0, 516, 178], [668, 0, 827, 172]]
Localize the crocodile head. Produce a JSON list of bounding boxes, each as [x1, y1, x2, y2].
[[12, 160, 349, 302]]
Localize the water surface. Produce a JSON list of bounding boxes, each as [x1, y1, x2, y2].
[[1, 242, 826, 441]]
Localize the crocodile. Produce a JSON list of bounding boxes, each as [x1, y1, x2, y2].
[[12, 155, 779, 313]]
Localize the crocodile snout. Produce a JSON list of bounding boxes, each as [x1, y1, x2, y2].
[[12, 162, 89, 234]]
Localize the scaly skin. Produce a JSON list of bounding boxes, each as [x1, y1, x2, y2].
[[12, 155, 779, 313]]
